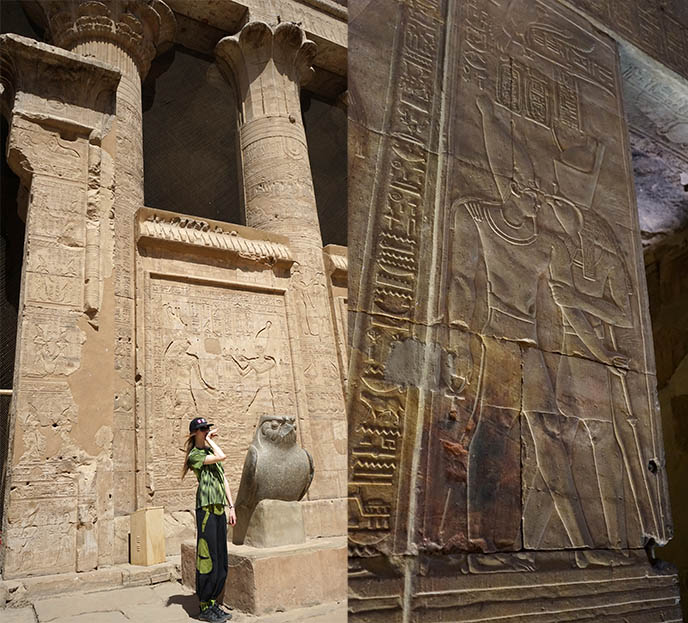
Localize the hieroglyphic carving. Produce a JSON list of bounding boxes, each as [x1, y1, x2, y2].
[[524, 21, 615, 95], [460, 0, 491, 89], [496, 57, 582, 132], [291, 263, 327, 337], [3, 466, 78, 576], [348, 0, 445, 551], [0, 33, 121, 580], [8, 115, 87, 182], [620, 44, 688, 165], [13, 381, 80, 464], [565, 0, 688, 81], [21, 309, 86, 378], [143, 276, 297, 511], [349, 0, 679, 618]]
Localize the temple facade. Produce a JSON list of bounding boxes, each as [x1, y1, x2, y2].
[[0, 0, 347, 585]]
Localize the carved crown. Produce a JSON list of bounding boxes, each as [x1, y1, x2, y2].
[[554, 139, 605, 209], [35, 0, 175, 78]]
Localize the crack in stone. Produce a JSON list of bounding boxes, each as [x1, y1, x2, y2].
[[349, 309, 651, 376]]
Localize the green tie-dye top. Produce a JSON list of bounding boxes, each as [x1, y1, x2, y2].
[[188, 447, 228, 509]]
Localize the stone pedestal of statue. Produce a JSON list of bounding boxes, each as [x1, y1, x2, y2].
[[181, 501, 346, 615], [240, 499, 306, 548]]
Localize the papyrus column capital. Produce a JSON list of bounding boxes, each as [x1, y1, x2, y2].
[[215, 21, 316, 124], [36, 0, 175, 80]]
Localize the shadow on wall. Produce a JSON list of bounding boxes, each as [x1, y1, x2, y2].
[[647, 231, 688, 620]]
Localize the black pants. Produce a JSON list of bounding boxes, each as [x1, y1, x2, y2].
[[195, 505, 228, 609]]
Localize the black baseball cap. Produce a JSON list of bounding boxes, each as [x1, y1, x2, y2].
[[189, 417, 213, 433]]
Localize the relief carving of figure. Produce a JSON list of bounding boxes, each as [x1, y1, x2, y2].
[[291, 262, 326, 337], [228, 321, 278, 415], [442, 94, 627, 551], [162, 334, 221, 456], [534, 138, 660, 547]]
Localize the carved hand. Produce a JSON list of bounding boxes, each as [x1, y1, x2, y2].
[[549, 281, 577, 307], [606, 352, 630, 371], [465, 200, 487, 222]]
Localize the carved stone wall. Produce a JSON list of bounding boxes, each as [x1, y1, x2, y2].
[[1, 0, 349, 581], [348, 0, 682, 619], [135, 208, 306, 553], [563, 0, 688, 83], [646, 230, 688, 617], [0, 34, 119, 578]]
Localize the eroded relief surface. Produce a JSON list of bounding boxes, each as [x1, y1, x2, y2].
[[349, 0, 672, 563], [143, 277, 297, 511], [425, 0, 670, 554], [565, 0, 688, 82]]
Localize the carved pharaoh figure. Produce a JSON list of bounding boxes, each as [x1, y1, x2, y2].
[[442, 94, 628, 551]]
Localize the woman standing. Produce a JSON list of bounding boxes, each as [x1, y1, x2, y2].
[[183, 416, 237, 622]]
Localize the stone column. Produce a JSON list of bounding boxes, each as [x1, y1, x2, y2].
[[37, 0, 175, 515], [216, 23, 347, 504], [0, 34, 119, 577]]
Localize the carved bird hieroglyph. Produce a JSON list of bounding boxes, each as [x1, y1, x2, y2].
[[232, 415, 314, 545]]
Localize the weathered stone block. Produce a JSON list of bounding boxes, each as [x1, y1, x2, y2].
[[239, 500, 306, 548], [181, 537, 346, 615], [302, 498, 347, 538]]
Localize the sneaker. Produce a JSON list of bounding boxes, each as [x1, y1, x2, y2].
[[211, 603, 232, 621], [197, 606, 224, 622]]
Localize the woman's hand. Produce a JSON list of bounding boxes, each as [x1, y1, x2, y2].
[[207, 428, 218, 439], [228, 507, 237, 526]]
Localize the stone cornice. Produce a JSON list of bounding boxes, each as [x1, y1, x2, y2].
[[324, 244, 347, 279], [36, 0, 176, 79], [136, 208, 295, 268]]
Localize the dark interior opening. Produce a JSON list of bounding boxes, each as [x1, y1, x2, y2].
[[142, 45, 347, 247]]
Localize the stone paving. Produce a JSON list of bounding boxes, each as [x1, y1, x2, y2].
[[2, 581, 346, 623]]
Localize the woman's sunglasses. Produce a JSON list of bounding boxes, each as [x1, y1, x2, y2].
[[198, 426, 211, 432]]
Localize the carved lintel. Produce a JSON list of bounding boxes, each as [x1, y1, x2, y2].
[[0, 34, 119, 137], [136, 207, 295, 268]]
